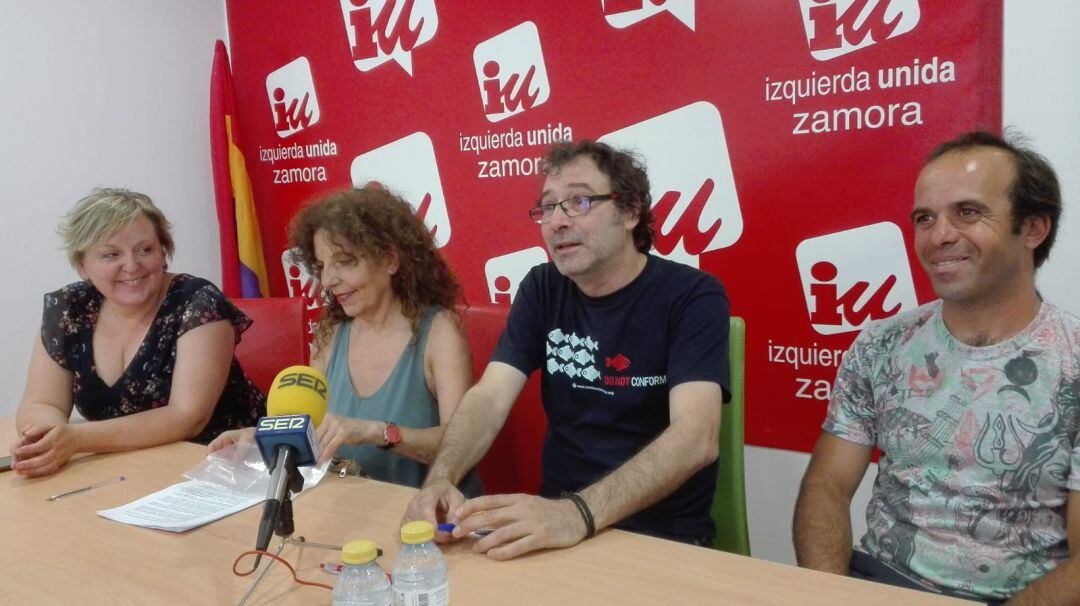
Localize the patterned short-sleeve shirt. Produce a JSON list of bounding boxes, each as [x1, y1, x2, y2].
[[824, 300, 1080, 600], [42, 273, 266, 444]]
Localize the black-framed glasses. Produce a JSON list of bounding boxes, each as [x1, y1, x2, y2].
[[528, 193, 617, 224]]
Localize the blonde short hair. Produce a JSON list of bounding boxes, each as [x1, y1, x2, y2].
[[59, 188, 175, 269]]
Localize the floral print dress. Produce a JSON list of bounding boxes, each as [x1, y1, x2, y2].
[[41, 273, 266, 444]]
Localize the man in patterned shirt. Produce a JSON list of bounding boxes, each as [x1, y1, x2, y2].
[[794, 131, 1080, 604]]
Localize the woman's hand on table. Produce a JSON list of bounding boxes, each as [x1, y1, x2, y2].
[[207, 427, 255, 452], [10, 421, 81, 477], [315, 413, 383, 463]]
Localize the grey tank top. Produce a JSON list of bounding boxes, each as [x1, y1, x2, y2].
[[326, 307, 481, 495]]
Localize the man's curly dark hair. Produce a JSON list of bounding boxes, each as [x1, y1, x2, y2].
[[543, 140, 655, 253]]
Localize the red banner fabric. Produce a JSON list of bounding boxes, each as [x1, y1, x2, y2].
[[223, 0, 1002, 453]]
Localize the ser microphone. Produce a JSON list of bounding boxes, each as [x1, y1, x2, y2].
[[266, 365, 329, 423], [252, 365, 329, 556]]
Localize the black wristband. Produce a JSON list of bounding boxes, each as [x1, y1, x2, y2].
[[561, 491, 596, 539]]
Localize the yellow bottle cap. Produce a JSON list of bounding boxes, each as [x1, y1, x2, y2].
[[400, 521, 435, 544], [342, 539, 378, 564]]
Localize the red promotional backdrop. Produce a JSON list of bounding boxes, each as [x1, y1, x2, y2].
[[225, 0, 1002, 453]]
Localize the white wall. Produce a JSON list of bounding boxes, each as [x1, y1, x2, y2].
[[747, 0, 1080, 565], [0, 1, 227, 417], [1015, 3, 1080, 315]]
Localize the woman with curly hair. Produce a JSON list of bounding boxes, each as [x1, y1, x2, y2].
[[212, 187, 480, 493]]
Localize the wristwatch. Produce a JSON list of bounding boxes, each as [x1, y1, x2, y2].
[[378, 422, 401, 450]]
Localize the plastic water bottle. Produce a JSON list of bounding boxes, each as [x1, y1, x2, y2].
[[392, 521, 449, 606], [333, 540, 392, 606]]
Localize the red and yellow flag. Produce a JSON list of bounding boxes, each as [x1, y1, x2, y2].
[[210, 40, 268, 298]]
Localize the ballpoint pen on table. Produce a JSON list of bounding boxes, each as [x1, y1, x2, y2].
[[47, 476, 126, 501], [436, 523, 495, 537]]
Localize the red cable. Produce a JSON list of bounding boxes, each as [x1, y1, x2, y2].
[[232, 549, 335, 591]]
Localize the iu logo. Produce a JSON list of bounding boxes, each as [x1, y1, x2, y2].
[[282, 249, 323, 312], [350, 132, 451, 247], [472, 22, 551, 123], [799, 0, 920, 61], [795, 222, 918, 335], [602, 0, 695, 30], [339, 0, 439, 76], [599, 101, 742, 268], [265, 57, 321, 139], [484, 247, 548, 304]]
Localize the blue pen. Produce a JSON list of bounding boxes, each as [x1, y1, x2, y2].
[[437, 523, 494, 537]]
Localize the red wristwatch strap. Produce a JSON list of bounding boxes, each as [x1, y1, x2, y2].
[[379, 422, 401, 450]]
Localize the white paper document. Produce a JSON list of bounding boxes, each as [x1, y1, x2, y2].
[[97, 442, 329, 532], [98, 480, 263, 531]]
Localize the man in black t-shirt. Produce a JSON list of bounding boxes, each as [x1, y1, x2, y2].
[[404, 140, 730, 559]]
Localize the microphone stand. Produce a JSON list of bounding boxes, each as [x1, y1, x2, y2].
[[237, 465, 340, 605]]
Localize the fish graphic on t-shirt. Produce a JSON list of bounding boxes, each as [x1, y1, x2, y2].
[[546, 359, 562, 374], [548, 329, 566, 344], [605, 354, 631, 372], [580, 366, 601, 382], [557, 346, 574, 362], [573, 350, 594, 366]]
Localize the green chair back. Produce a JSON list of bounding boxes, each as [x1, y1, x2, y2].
[[711, 316, 749, 555]]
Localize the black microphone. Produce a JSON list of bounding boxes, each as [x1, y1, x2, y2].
[[253, 414, 317, 553], [251, 366, 328, 557]]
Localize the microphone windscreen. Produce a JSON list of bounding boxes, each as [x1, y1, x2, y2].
[[254, 415, 318, 467], [267, 365, 329, 427]]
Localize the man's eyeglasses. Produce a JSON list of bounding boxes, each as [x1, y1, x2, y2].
[[528, 193, 618, 224]]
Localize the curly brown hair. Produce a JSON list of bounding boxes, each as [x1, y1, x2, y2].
[[288, 187, 464, 348], [543, 140, 655, 253]]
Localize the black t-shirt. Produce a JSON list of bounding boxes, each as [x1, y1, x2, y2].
[[41, 273, 266, 444], [492, 255, 730, 540]]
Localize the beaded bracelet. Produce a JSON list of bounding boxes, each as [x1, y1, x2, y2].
[[561, 491, 596, 538]]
